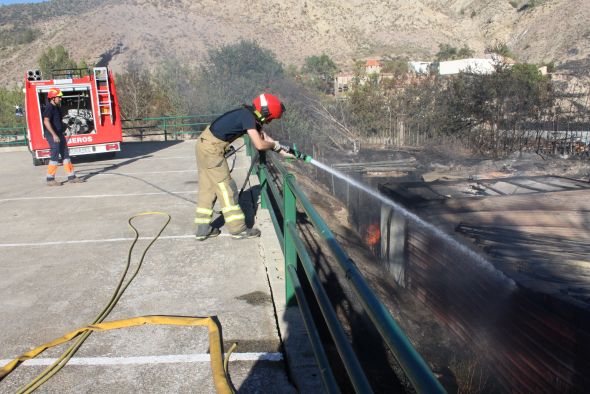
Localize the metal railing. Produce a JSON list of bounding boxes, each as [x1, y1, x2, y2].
[[122, 114, 219, 141], [0, 115, 219, 147], [250, 146, 445, 393], [0, 126, 27, 146]]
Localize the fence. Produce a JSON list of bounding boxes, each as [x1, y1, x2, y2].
[[0, 115, 220, 147], [0, 126, 27, 146], [121, 114, 219, 141], [250, 145, 445, 393]]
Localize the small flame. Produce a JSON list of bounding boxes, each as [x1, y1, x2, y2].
[[365, 223, 381, 246]]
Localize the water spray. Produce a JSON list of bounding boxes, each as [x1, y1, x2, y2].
[[306, 157, 516, 287]]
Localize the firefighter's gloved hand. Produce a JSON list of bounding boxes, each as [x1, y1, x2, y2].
[[285, 144, 304, 159], [273, 141, 290, 152]]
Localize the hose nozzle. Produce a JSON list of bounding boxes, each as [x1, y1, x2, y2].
[[287, 144, 312, 163]]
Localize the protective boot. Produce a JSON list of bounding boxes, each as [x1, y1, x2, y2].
[[231, 227, 261, 240], [195, 225, 221, 241]]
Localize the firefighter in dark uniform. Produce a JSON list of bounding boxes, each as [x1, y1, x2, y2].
[[43, 88, 84, 186], [195, 93, 287, 240]]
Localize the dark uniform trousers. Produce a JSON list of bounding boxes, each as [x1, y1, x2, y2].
[[195, 127, 246, 234]]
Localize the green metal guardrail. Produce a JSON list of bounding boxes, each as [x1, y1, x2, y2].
[[250, 147, 446, 394], [0, 115, 219, 147], [0, 126, 27, 146], [122, 114, 220, 141]]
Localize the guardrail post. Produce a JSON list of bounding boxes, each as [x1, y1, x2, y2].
[[258, 151, 268, 209], [163, 118, 168, 141], [283, 173, 297, 306], [244, 135, 253, 157]]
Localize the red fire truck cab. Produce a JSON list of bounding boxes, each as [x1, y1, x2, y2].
[[25, 67, 123, 166]]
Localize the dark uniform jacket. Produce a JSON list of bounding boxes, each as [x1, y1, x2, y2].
[[210, 107, 261, 143], [42, 103, 64, 138]]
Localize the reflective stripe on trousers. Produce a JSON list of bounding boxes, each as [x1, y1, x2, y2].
[[195, 127, 247, 234]]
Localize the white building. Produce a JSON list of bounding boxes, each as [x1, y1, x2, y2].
[[433, 58, 498, 75], [365, 59, 381, 74], [334, 72, 355, 94], [409, 61, 432, 75]]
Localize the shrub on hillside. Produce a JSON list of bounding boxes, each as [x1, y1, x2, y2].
[[435, 44, 475, 61], [486, 42, 516, 61], [37, 45, 87, 79], [0, 26, 39, 47]]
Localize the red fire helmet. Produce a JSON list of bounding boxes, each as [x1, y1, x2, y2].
[[252, 93, 285, 122], [47, 88, 63, 99]]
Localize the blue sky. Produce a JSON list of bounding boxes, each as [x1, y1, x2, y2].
[[0, 0, 47, 5]]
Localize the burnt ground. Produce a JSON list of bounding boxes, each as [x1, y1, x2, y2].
[[291, 169, 470, 393], [282, 146, 589, 393], [321, 144, 590, 183]]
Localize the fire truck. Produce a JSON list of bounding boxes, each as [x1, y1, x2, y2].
[[24, 67, 123, 166]]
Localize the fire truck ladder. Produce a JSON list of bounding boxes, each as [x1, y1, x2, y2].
[[93, 67, 113, 125]]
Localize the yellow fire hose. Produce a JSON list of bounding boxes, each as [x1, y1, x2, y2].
[[0, 212, 236, 393], [0, 316, 235, 394]]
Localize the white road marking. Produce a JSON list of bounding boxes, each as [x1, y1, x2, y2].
[[89, 168, 250, 175], [0, 352, 283, 366], [138, 156, 195, 160], [94, 170, 196, 175], [0, 191, 196, 202], [97, 156, 195, 161], [0, 234, 230, 248]]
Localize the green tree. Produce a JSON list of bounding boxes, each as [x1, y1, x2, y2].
[[0, 86, 26, 129], [440, 63, 553, 155], [116, 63, 168, 120], [486, 42, 516, 60], [381, 57, 409, 77], [436, 44, 458, 61], [198, 40, 284, 112], [457, 45, 475, 58], [38, 45, 77, 78], [436, 44, 474, 61], [346, 77, 388, 136], [153, 58, 200, 116], [77, 59, 91, 74], [301, 53, 339, 94], [285, 64, 299, 77]]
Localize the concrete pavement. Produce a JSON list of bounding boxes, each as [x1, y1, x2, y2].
[[0, 141, 316, 393]]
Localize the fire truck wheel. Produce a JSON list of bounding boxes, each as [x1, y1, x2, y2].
[[32, 157, 48, 166]]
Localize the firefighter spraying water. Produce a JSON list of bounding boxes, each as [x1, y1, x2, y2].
[[194, 93, 312, 240]]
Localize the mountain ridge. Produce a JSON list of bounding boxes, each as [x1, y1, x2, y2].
[[0, 0, 588, 86]]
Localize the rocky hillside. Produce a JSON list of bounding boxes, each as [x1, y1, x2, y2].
[[0, 0, 588, 86]]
